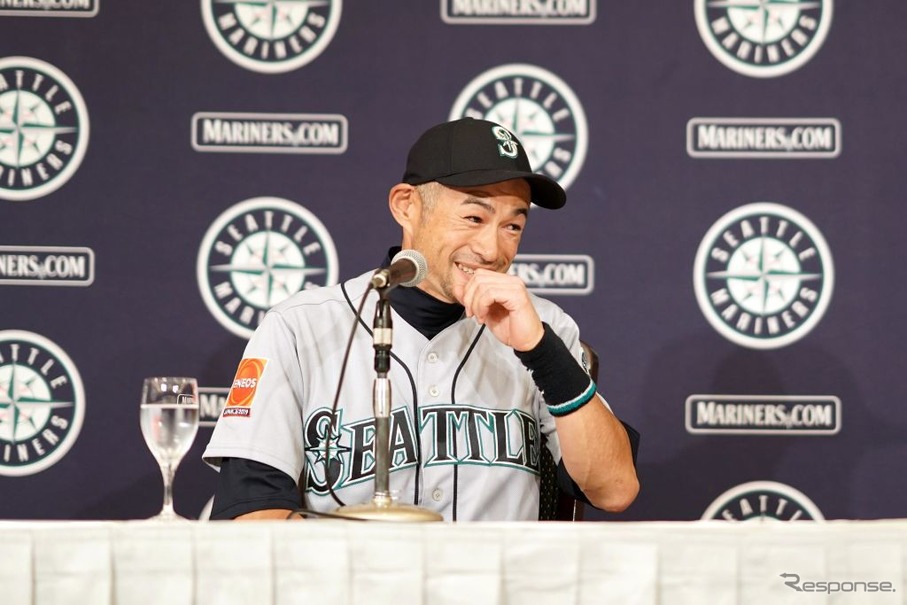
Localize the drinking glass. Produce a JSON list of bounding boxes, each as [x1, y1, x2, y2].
[[140, 376, 199, 520]]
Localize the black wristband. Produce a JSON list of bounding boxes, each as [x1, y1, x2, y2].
[[515, 323, 596, 417]]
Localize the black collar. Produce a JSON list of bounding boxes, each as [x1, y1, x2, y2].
[[382, 247, 464, 340]]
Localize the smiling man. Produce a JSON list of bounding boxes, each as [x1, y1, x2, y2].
[[203, 117, 640, 521]]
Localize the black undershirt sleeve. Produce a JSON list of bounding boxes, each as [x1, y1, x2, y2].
[[210, 458, 301, 520]]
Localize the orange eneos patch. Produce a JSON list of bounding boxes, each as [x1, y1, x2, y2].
[[224, 358, 267, 417]]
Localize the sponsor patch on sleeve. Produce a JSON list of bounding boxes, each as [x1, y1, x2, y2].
[[223, 358, 267, 418]]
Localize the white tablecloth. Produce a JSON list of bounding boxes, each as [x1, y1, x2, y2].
[[1, 519, 904, 605]]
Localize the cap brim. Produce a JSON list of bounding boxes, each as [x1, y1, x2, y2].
[[436, 169, 567, 210]]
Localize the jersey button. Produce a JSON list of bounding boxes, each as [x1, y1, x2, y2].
[[431, 488, 444, 502], [429, 386, 440, 397], [427, 352, 439, 363]]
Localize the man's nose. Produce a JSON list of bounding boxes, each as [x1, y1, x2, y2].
[[471, 225, 501, 262]]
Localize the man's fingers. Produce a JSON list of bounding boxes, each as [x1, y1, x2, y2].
[[463, 273, 529, 324]]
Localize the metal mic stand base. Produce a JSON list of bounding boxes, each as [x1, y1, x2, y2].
[[332, 493, 443, 522]]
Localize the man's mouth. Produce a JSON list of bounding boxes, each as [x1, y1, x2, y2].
[[456, 262, 476, 275]]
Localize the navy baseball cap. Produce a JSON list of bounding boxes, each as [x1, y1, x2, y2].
[[402, 117, 567, 210]]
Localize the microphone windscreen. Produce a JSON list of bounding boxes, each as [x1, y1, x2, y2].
[[392, 249, 428, 287]]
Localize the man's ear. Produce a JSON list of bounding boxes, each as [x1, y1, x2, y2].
[[388, 183, 419, 234]]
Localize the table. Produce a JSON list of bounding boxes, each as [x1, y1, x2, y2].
[[1, 519, 904, 604]]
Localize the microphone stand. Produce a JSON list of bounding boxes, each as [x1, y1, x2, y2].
[[332, 286, 442, 522]]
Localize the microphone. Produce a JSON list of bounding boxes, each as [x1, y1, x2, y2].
[[370, 249, 428, 289]]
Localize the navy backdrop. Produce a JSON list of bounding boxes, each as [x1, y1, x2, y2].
[[1, 1, 905, 522]]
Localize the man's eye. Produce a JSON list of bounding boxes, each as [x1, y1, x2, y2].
[[465, 215, 482, 223]]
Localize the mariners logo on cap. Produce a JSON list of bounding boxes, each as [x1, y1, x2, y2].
[[702, 481, 824, 521], [492, 125, 520, 159], [197, 197, 339, 339], [201, 0, 342, 74], [694, 202, 834, 350], [694, 0, 833, 78], [449, 63, 588, 191], [0, 57, 90, 202], [0, 330, 85, 476]]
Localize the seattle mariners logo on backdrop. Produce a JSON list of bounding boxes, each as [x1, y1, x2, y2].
[[201, 0, 342, 74], [694, 0, 833, 78], [450, 64, 588, 191], [0, 57, 90, 202], [0, 330, 85, 476], [197, 197, 339, 339], [702, 481, 824, 521], [694, 202, 834, 349]]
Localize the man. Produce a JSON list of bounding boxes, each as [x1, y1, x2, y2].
[[203, 117, 639, 521]]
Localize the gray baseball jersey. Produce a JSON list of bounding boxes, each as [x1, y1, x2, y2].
[[203, 270, 600, 521]]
